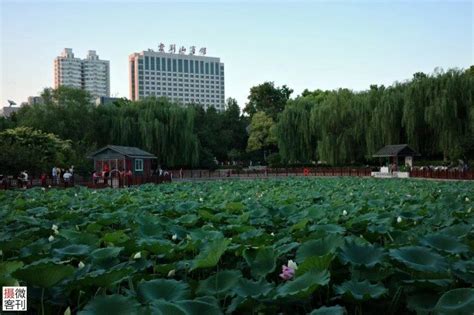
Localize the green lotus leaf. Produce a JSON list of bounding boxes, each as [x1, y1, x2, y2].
[[225, 202, 244, 213], [53, 244, 92, 258], [196, 270, 241, 297], [102, 230, 130, 244], [60, 230, 100, 246], [453, 260, 474, 284], [407, 293, 440, 315], [335, 279, 387, 301], [420, 234, 469, 254], [137, 279, 191, 303], [275, 270, 330, 299], [296, 254, 335, 275], [242, 246, 277, 278], [177, 214, 199, 225], [137, 239, 174, 255], [190, 238, 231, 271], [90, 247, 123, 260], [296, 235, 343, 263], [176, 201, 199, 212], [389, 246, 447, 273], [75, 267, 133, 287], [309, 305, 347, 315], [177, 300, 222, 315], [434, 288, 474, 315], [12, 262, 74, 288], [79, 295, 140, 315], [338, 241, 385, 267], [0, 261, 24, 286], [309, 224, 346, 235], [233, 277, 274, 298]]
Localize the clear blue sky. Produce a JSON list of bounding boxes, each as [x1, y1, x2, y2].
[[1, 0, 472, 108]]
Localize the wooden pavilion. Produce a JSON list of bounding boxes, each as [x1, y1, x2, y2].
[[88, 145, 157, 176], [373, 144, 419, 169]]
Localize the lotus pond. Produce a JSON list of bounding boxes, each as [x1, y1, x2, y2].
[[1, 178, 473, 314]]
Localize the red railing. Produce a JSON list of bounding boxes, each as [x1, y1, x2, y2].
[[409, 168, 474, 180]]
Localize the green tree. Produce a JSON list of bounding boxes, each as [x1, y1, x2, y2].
[[0, 127, 71, 176], [247, 112, 277, 155], [244, 82, 293, 120]]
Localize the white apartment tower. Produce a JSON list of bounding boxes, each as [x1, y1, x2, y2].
[[129, 46, 225, 110], [54, 48, 110, 98]]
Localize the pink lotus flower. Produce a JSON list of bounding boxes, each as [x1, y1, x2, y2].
[[279, 264, 295, 280]]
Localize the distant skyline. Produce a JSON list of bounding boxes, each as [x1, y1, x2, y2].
[[1, 0, 472, 108]]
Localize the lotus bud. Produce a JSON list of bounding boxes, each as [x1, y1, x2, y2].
[[199, 197, 203, 202], [167, 269, 176, 277], [78, 261, 85, 269], [133, 252, 141, 259], [54, 229, 59, 235], [287, 260, 298, 270], [342, 210, 348, 216], [64, 306, 72, 315], [270, 232, 275, 236], [397, 216, 402, 223], [75, 193, 78, 197], [48, 185, 52, 188], [466, 197, 470, 202], [42, 187, 46, 191], [52, 224, 59, 231], [172, 234, 178, 241], [0, 249, 3, 256], [48, 235, 55, 242], [468, 208, 472, 214]]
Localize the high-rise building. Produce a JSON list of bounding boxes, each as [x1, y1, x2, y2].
[[54, 48, 110, 98], [129, 46, 225, 110]]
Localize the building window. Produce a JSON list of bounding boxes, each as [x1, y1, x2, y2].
[[162, 58, 166, 71], [145, 56, 149, 70], [150, 57, 155, 70], [167, 58, 171, 72], [135, 159, 143, 171], [156, 57, 160, 71], [216, 63, 219, 75], [173, 59, 177, 72], [190, 60, 194, 73], [200, 61, 204, 74], [210, 63, 214, 75], [178, 59, 183, 72]]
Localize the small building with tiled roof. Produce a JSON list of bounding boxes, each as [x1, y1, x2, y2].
[[373, 144, 419, 158], [88, 145, 157, 176]]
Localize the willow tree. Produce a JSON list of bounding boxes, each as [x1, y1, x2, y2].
[[310, 89, 359, 165], [424, 69, 473, 160], [107, 98, 199, 167], [276, 97, 315, 163]]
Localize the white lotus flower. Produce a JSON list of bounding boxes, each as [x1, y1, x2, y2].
[[167, 269, 176, 277], [92, 190, 97, 194], [78, 261, 85, 269], [48, 235, 55, 242], [75, 193, 78, 197], [54, 229, 59, 235], [52, 224, 59, 231], [270, 232, 275, 236], [199, 197, 203, 202], [413, 221, 417, 225], [465, 197, 470, 202], [287, 260, 298, 270], [342, 210, 348, 216], [133, 252, 141, 259], [42, 187, 46, 191], [397, 216, 402, 223], [48, 185, 51, 188], [468, 208, 472, 214], [172, 234, 178, 241]]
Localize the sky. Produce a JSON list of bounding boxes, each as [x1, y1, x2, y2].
[[1, 0, 473, 109]]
